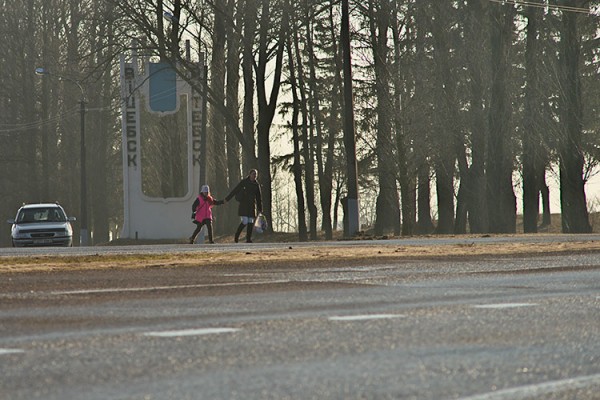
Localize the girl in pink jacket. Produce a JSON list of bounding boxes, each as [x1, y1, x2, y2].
[[189, 185, 225, 244]]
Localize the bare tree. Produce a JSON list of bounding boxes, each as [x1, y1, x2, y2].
[[255, 0, 288, 233], [291, 3, 318, 240], [368, 0, 400, 236], [206, 0, 229, 231], [391, 0, 416, 236], [486, 3, 517, 233], [286, 10, 308, 241], [522, 4, 542, 233], [463, 0, 490, 234], [224, 0, 243, 231], [558, 1, 591, 233]]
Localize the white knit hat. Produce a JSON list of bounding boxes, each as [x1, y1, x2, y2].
[[201, 184, 210, 193]]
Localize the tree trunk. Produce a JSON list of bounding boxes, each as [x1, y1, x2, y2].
[[287, 29, 308, 241], [412, 2, 434, 235], [391, 0, 415, 236], [22, 0, 38, 201], [208, 1, 228, 232], [558, 6, 591, 233], [416, 163, 434, 234], [322, 2, 345, 238], [434, 157, 455, 234], [223, 0, 242, 231], [522, 5, 541, 233], [539, 171, 551, 227], [87, 2, 115, 244], [256, 0, 287, 232], [464, 0, 489, 234], [306, 10, 333, 240], [241, 0, 257, 174], [65, 0, 84, 244], [431, 1, 469, 235], [370, 0, 400, 236], [486, 5, 516, 233], [431, 67, 455, 233], [293, 23, 318, 240]]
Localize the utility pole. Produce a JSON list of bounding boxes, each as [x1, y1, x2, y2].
[[341, 0, 360, 236], [79, 97, 88, 245], [35, 67, 88, 246]]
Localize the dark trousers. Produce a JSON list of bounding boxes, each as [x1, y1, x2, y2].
[[190, 219, 213, 243], [234, 222, 254, 243]]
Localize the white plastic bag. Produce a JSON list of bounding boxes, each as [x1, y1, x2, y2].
[[254, 214, 268, 233]]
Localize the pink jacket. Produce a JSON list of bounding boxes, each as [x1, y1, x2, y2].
[[194, 194, 216, 222]]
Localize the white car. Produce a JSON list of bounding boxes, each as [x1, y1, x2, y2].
[[7, 203, 76, 247]]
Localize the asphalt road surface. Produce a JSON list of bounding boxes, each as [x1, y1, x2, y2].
[[1, 244, 599, 399]]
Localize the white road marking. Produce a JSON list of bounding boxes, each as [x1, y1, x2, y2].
[[46, 276, 377, 296], [472, 303, 538, 309], [457, 373, 600, 400], [49, 280, 290, 295], [329, 314, 406, 321], [0, 348, 25, 355], [143, 328, 239, 337]]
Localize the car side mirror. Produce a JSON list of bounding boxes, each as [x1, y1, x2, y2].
[[7, 219, 15, 224], [68, 217, 77, 222]]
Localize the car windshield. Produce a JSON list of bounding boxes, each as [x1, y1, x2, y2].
[[17, 207, 67, 223]]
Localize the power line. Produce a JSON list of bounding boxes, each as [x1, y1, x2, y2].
[[1, 82, 183, 136], [0, 105, 80, 134], [0, 105, 114, 135], [488, 0, 600, 16]]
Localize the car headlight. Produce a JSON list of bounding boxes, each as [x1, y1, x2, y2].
[[13, 228, 28, 239]]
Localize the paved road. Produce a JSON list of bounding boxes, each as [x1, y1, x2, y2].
[[1, 249, 599, 399]]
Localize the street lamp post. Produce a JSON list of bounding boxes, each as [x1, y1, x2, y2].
[[35, 67, 88, 246], [341, 0, 360, 236]]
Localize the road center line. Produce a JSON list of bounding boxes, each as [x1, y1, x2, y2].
[[329, 314, 406, 321], [457, 373, 600, 400], [143, 328, 239, 337], [49, 280, 291, 295], [472, 303, 538, 309], [0, 348, 25, 355]]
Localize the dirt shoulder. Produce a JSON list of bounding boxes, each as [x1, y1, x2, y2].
[[2, 237, 600, 274]]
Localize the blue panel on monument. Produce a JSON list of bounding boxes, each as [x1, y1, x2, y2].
[[149, 63, 177, 112]]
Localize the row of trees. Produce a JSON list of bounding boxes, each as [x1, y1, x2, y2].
[[1, 0, 122, 246], [1, 0, 599, 246]]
